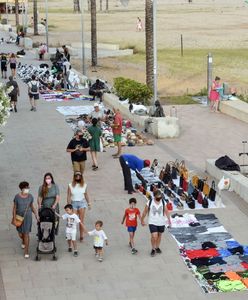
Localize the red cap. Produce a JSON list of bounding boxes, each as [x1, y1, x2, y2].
[[144, 160, 151, 167]]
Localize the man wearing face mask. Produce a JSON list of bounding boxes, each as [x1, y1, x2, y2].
[[67, 129, 90, 174], [141, 190, 172, 257]]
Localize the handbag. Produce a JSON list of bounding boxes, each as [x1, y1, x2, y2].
[[188, 181, 194, 196], [11, 203, 30, 228], [197, 179, 204, 192], [192, 175, 199, 188], [179, 160, 188, 180], [186, 196, 195, 209], [192, 188, 199, 200], [203, 182, 210, 196], [208, 181, 216, 202], [202, 196, 209, 208], [182, 178, 188, 192], [197, 192, 203, 205], [179, 175, 183, 188], [171, 166, 178, 179]]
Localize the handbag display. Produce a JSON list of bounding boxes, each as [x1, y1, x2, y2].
[[182, 178, 188, 192], [186, 196, 195, 209], [171, 166, 178, 180], [202, 196, 209, 208], [192, 175, 199, 188], [197, 192, 203, 205], [208, 181, 216, 202], [197, 179, 204, 192], [192, 188, 199, 200], [203, 182, 210, 196]]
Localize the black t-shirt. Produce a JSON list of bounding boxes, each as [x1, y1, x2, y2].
[[67, 137, 89, 162]]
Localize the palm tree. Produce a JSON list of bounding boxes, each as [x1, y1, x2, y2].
[[106, 0, 109, 11], [145, 0, 153, 90], [91, 0, 97, 66], [100, 0, 103, 11], [15, 0, 19, 27], [73, 0, 80, 12], [33, 0, 38, 35]]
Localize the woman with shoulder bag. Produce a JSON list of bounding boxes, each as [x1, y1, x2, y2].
[[67, 172, 91, 241], [12, 181, 39, 258]]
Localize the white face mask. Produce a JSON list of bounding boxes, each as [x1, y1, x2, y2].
[[45, 179, 52, 185], [23, 188, 29, 194]]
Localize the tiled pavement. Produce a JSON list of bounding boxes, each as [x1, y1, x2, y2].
[[0, 30, 248, 299]]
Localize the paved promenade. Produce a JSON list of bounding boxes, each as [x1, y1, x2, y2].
[[0, 31, 248, 300]]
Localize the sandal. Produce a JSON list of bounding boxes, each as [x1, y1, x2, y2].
[[92, 166, 98, 171]]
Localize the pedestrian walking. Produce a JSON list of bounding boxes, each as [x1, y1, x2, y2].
[[37, 172, 60, 234], [61, 204, 83, 257], [66, 129, 90, 174], [121, 197, 141, 254], [111, 108, 123, 158], [119, 154, 150, 194], [136, 17, 143, 31], [209, 76, 221, 113], [85, 220, 108, 262], [11, 181, 39, 258], [28, 75, 40, 111], [67, 172, 91, 242], [6, 76, 20, 112], [8, 53, 17, 77], [0, 53, 7, 78], [88, 118, 102, 170], [141, 190, 172, 257]]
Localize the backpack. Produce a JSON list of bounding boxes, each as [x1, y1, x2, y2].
[[148, 198, 165, 215], [30, 81, 38, 93]]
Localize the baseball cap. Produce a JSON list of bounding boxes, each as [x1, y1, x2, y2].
[[94, 103, 99, 107], [144, 159, 151, 167]]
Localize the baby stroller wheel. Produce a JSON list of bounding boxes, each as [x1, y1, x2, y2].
[[35, 255, 40, 261], [52, 255, 57, 261]]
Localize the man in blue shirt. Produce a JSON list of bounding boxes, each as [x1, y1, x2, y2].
[[119, 154, 150, 194]]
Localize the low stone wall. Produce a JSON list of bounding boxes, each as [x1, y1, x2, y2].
[[104, 93, 180, 139], [219, 99, 248, 124], [206, 158, 248, 204]]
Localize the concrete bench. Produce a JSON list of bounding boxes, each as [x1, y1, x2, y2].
[[206, 158, 248, 204], [104, 93, 180, 138], [219, 99, 248, 124]]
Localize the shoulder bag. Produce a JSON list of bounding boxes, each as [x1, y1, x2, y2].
[[11, 202, 30, 228]]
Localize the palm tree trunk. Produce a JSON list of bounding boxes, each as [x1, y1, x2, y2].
[[145, 0, 154, 90], [91, 0, 97, 67], [105, 0, 109, 11], [15, 0, 19, 27], [73, 0, 80, 12], [88, 0, 90, 11], [33, 0, 38, 35], [100, 0, 103, 11]]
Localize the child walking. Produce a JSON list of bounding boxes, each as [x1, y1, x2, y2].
[[61, 204, 83, 257], [87, 220, 108, 262], [121, 198, 141, 254]]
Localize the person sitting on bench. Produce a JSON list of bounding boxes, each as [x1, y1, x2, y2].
[[89, 79, 105, 102]]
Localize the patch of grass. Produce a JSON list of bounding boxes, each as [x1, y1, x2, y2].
[[48, 24, 57, 29], [160, 95, 198, 105], [39, 8, 73, 14]]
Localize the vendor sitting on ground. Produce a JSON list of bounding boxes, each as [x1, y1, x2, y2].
[[144, 100, 165, 133], [89, 79, 106, 102]]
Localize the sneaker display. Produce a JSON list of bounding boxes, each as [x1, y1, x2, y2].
[[150, 249, 156, 257], [156, 248, 162, 254]]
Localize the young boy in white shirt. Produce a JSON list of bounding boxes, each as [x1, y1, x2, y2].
[[86, 220, 108, 262], [62, 204, 83, 257]]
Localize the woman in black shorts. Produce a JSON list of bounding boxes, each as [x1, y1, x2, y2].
[[0, 53, 7, 79], [8, 53, 17, 77]]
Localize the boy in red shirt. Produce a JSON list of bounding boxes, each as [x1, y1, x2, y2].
[[121, 198, 141, 254]]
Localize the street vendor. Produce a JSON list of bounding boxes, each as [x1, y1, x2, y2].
[[119, 154, 150, 194], [88, 103, 106, 122]]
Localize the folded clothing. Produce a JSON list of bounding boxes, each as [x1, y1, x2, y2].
[[216, 279, 246, 292], [202, 241, 217, 250], [203, 272, 227, 281], [218, 249, 232, 258], [237, 270, 248, 278], [186, 248, 219, 260], [195, 213, 218, 221], [191, 257, 226, 267], [228, 246, 244, 255], [225, 271, 242, 281]]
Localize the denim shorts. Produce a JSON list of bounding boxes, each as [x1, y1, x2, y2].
[[127, 226, 137, 232], [72, 201, 87, 210]]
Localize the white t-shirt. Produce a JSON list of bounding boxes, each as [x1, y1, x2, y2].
[[90, 110, 104, 120], [69, 183, 87, 202], [62, 213, 81, 232], [88, 229, 107, 247], [147, 200, 166, 226]]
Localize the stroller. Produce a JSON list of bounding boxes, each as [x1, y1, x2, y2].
[[36, 207, 57, 261]]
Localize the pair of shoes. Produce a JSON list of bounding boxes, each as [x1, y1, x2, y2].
[[129, 242, 132, 248], [156, 248, 162, 254], [131, 248, 138, 254], [79, 237, 83, 242], [92, 166, 98, 171], [24, 254, 29, 259], [30, 107, 34, 111], [73, 251, 78, 257], [21, 244, 25, 249], [98, 257, 103, 262], [14, 107, 17, 112], [68, 247, 72, 252], [150, 249, 156, 257]]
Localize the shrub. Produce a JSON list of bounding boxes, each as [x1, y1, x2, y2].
[[0, 83, 10, 144], [113, 77, 152, 105]]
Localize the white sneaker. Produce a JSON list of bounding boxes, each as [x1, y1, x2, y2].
[[21, 244, 25, 249], [24, 254, 29, 259]]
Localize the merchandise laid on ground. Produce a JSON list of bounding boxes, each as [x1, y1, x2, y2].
[[167, 213, 248, 293], [40, 91, 92, 102], [132, 160, 224, 212]]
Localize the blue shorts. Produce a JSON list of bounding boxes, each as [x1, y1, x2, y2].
[[72, 201, 87, 210], [127, 226, 137, 232]]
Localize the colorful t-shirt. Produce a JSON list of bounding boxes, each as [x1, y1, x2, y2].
[[88, 229, 107, 247], [125, 208, 140, 227], [112, 112, 122, 135]]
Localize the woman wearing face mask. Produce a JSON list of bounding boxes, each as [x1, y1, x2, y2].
[[37, 173, 60, 234], [12, 181, 39, 258], [67, 172, 91, 241]]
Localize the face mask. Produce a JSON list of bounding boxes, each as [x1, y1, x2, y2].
[[45, 179, 52, 185], [23, 188, 29, 194], [75, 178, 81, 183], [78, 135, 83, 139]]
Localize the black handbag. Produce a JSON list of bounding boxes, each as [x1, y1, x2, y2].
[[208, 181, 216, 202], [186, 196, 195, 209], [179, 175, 183, 188], [171, 166, 178, 179], [202, 196, 209, 208], [197, 179, 204, 191], [192, 188, 199, 200]]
